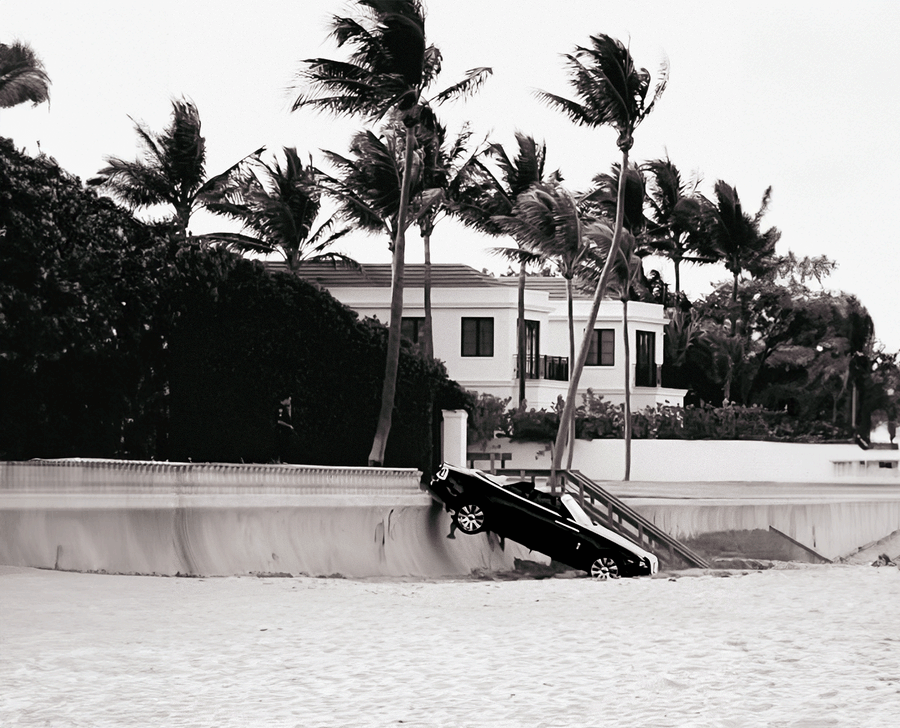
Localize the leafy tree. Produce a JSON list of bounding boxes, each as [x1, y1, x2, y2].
[[0, 40, 50, 112], [89, 98, 263, 245], [684, 253, 889, 440], [537, 33, 667, 482], [0, 137, 169, 457], [293, 0, 490, 465], [199, 147, 353, 271]]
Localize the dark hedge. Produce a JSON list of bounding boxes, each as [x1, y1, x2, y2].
[[0, 137, 467, 474]]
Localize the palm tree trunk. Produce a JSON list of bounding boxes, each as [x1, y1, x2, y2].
[[731, 271, 740, 336], [565, 277, 576, 471], [368, 130, 416, 466], [517, 261, 527, 406], [623, 298, 632, 481], [422, 224, 434, 359], [550, 148, 630, 485]]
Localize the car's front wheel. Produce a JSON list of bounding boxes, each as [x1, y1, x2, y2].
[[455, 503, 486, 534], [589, 555, 621, 580]]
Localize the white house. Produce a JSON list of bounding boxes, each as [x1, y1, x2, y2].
[[282, 262, 686, 411]]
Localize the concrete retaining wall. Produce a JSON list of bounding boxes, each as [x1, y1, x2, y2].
[[629, 499, 900, 561], [0, 460, 538, 577]]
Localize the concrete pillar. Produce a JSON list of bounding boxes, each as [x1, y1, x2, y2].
[[441, 410, 468, 468]]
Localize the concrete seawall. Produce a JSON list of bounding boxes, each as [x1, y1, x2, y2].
[[0, 460, 538, 577], [611, 481, 900, 561]]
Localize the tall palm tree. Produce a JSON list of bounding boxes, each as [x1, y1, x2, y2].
[[537, 33, 667, 483], [326, 119, 476, 358], [198, 147, 354, 271], [90, 98, 263, 246], [320, 125, 436, 252], [491, 180, 612, 468], [698, 181, 781, 310], [698, 180, 781, 403], [610, 234, 644, 480], [0, 40, 50, 111], [642, 157, 705, 296], [453, 132, 554, 405], [293, 0, 491, 466], [585, 163, 648, 482], [415, 121, 477, 358]]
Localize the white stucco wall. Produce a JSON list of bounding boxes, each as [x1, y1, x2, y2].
[[325, 282, 683, 410], [481, 438, 900, 483]]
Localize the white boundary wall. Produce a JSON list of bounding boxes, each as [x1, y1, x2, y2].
[[486, 439, 900, 483]]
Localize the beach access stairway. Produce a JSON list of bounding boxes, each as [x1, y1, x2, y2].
[[492, 467, 711, 569]]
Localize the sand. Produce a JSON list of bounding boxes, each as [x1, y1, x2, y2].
[[2, 564, 899, 727]]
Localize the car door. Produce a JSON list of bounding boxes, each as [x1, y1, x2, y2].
[[494, 490, 581, 563]]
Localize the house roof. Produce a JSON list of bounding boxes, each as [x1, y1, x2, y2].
[[266, 261, 593, 297], [495, 275, 594, 300], [267, 261, 508, 288]]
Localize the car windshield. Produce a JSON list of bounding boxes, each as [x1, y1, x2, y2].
[[560, 494, 594, 527]]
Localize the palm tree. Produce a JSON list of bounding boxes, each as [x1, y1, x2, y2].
[[415, 121, 477, 358], [642, 157, 705, 296], [698, 181, 781, 310], [90, 98, 263, 246], [293, 0, 491, 466], [611, 235, 645, 480], [537, 33, 667, 483], [198, 147, 354, 271], [320, 125, 435, 251], [585, 164, 649, 482], [0, 40, 50, 111], [326, 119, 477, 359], [452, 132, 554, 405], [491, 180, 613, 468]]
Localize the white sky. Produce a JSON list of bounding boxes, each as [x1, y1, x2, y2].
[[4, 1, 899, 350]]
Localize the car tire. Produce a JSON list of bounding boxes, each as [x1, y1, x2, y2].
[[455, 503, 486, 534], [589, 554, 621, 580]]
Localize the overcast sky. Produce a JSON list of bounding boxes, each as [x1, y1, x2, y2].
[[4, 1, 899, 349]]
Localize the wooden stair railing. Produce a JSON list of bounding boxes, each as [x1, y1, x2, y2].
[[494, 468, 710, 569]]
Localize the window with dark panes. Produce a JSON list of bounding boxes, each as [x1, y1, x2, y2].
[[635, 330, 656, 386], [524, 320, 539, 377], [586, 329, 615, 366], [401, 317, 424, 344], [461, 317, 494, 357]]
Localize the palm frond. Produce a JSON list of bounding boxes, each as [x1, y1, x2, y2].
[[88, 158, 171, 208], [532, 90, 596, 127], [430, 66, 493, 105], [0, 41, 51, 108], [196, 231, 276, 256], [195, 145, 266, 208]]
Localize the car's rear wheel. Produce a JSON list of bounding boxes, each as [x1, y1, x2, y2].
[[455, 503, 486, 534], [589, 555, 621, 580]]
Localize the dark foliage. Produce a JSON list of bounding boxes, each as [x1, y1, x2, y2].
[[1, 138, 464, 472]]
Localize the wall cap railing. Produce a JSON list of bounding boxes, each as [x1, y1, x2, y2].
[[1, 459, 424, 495]]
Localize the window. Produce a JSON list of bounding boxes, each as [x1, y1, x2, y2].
[[635, 330, 657, 387], [586, 329, 615, 366], [461, 317, 494, 357], [401, 317, 425, 344], [524, 320, 539, 378]]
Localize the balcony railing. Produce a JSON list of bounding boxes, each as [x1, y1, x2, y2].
[[513, 355, 569, 382]]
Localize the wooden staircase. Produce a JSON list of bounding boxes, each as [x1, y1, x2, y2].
[[494, 468, 710, 569]]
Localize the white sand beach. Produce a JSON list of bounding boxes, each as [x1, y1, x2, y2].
[[2, 563, 899, 727]]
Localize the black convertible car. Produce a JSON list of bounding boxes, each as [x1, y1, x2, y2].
[[429, 463, 658, 579]]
